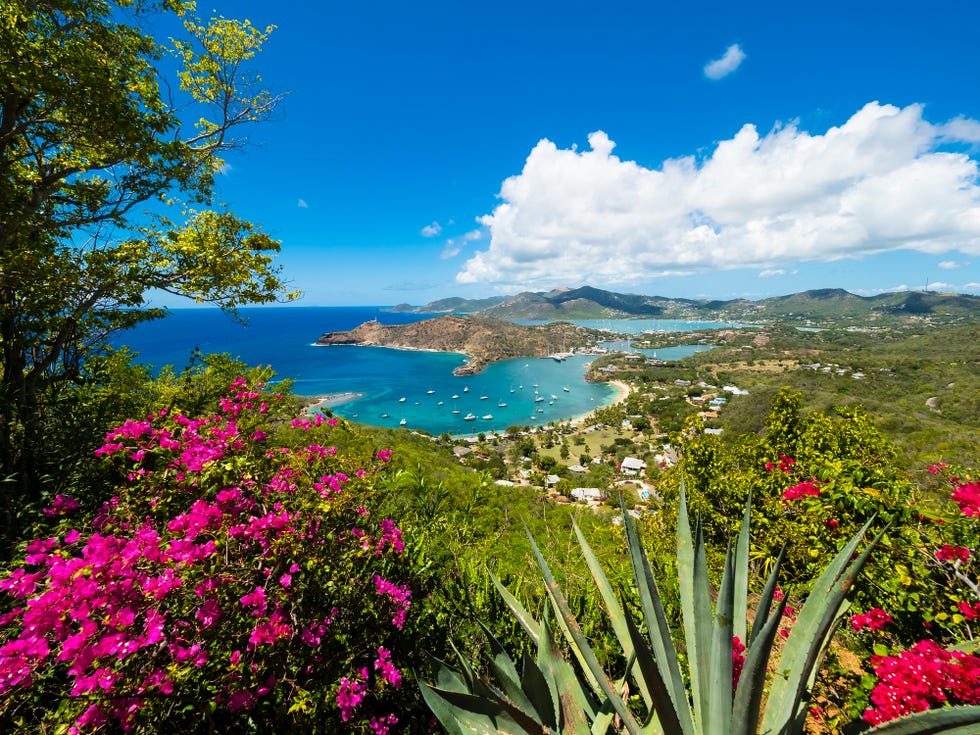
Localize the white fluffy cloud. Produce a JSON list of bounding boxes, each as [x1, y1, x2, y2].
[[938, 260, 969, 269], [458, 103, 980, 288], [704, 43, 746, 80], [421, 221, 442, 237]]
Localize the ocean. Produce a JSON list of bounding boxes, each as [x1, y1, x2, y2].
[[115, 307, 717, 435]]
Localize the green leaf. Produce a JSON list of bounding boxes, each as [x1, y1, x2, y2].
[[707, 545, 735, 735], [733, 490, 753, 646], [573, 518, 653, 710], [864, 705, 980, 735], [527, 527, 644, 735], [622, 494, 696, 734]]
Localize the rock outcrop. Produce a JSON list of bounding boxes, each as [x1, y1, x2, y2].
[[316, 315, 592, 375]]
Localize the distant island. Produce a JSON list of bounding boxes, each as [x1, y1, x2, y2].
[[316, 315, 602, 375], [387, 285, 980, 326]]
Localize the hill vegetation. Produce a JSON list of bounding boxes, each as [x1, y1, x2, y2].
[[316, 314, 602, 373], [3, 1, 980, 730], [392, 284, 980, 327]]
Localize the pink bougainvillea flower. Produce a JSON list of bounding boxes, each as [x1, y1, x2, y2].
[[782, 480, 820, 502], [952, 481, 980, 517], [851, 607, 893, 632], [935, 545, 971, 564]]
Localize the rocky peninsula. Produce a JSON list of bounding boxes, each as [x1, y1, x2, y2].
[[316, 315, 598, 375]]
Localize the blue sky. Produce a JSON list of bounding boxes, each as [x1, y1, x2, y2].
[[187, 0, 980, 306]]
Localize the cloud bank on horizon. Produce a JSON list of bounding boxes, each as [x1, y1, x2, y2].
[[457, 102, 980, 292]]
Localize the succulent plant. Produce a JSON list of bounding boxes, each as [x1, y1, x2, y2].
[[419, 484, 980, 734]]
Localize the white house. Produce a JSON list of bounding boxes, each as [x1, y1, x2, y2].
[[571, 487, 603, 502], [621, 457, 646, 475]]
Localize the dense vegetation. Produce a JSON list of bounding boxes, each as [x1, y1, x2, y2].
[[2, 1, 980, 733]]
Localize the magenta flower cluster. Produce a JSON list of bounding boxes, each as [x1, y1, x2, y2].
[[850, 607, 892, 632], [863, 639, 980, 725], [0, 380, 411, 732], [781, 479, 821, 502], [860, 468, 980, 725]]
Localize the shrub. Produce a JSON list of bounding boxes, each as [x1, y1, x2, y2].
[[0, 379, 422, 733]]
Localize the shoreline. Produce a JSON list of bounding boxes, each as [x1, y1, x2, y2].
[[304, 392, 365, 412], [456, 379, 630, 438], [566, 380, 630, 428]]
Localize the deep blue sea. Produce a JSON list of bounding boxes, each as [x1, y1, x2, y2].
[[115, 307, 718, 435]]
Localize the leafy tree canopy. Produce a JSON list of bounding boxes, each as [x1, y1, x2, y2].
[[0, 0, 295, 515]]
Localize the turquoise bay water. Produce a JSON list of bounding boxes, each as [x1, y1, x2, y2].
[[116, 307, 722, 435]]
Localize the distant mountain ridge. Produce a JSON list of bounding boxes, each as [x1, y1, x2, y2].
[[390, 286, 980, 324]]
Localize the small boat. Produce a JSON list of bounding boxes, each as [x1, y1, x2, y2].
[[480, 395, 488, 400], [463, 387, 469, 392], [562, 386, 570, 392], [551, 394, 558, 400], [452, 409, 461, 414], [549, 400, 555, 405], [399, 418, 406, 426], [398, 397, 406, 402], [498, 401, 507, 407], [536, 408, 544, 413], [519, 385, 523, 389], [451, 394, 459, 399], [464, 413, 476, 421], [426, 389, 435, 394], [533, 384, 539, 388], [535, 396, 545, 403], [510, 388, 516, 393], [381, 413, 390, 418], [437, 401, 444, 406], [481, 414, 493, 420]]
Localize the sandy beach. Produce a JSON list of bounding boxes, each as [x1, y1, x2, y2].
[[305, 392, 364, 412], [456, 379, 631, 437], [566, 379, 630, 427]]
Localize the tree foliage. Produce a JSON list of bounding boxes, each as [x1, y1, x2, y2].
[[0, 0, 294, 531]]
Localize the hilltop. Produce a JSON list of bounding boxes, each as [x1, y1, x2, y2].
[[316, 315, 600, 374], [389, 286, 980, 326]]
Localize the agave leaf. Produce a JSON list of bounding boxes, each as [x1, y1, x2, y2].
[[418, 681, 547, 734], [864, 705, 980, 734], [677, 481, 712, 734], [491, 571, 541, 646], [707, 545, 735, 735], [762, 519, 882, 734], [426, 651, 473, 694], [591, 699, 618, 735], [733, 491, 753, 646], [527, 527, 644, 735], [451, 638, 478, 689], [537, 616, 596, 734], [621, 498, 696, 734], [621, 602, 687, 735], [748, 546, 785, 647], [573, 518, 654, 709], [520, 651, 558, 730], [478, 620, 540, 721], [731, 596, 787, 735], [416, 678, 487, 735]]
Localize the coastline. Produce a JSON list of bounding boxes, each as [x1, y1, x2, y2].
[[305, 392, 365, 412], [567, 380, 630, 427], [456, 379, 630, 438]]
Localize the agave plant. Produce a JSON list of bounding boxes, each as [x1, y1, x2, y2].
[[418, 486, 980, 734]]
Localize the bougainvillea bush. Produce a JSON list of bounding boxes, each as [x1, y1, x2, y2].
[[0, 378, 423, 733]]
